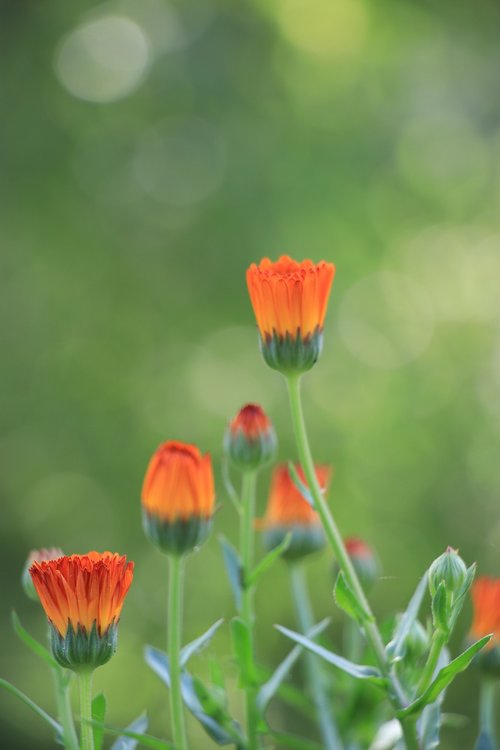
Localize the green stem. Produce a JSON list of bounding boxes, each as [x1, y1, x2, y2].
[[290, 564, 344, 750], [77, 670, 94, 750], [478, 679, 496, 749], [52, 668, 79, 750], [285, 374, 419, 750], [168, 555, 188, 750], [416, 631, 447, 697], [240, 470, 260, 750]]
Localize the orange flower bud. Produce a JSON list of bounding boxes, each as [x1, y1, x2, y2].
[[260, 463, 330, 561], [246, 255, 335, 373], [141, 440, 215, 555], [469, 577, 500, 676], [30, 552, 134, 671], [344, 537, 380, 592], [224, 403, 277, 472]]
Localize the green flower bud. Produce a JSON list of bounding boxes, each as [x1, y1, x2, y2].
[[224, 404, 277, 473], [429, 547, 467, 599]]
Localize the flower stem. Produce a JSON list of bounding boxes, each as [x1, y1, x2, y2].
[[290, 564, 344, 750], [52, 668, 79, 750], [477, 679, 497, 749], [285, 374, 419, 750], [240, 470, 260, 750], [168, 554, 188, 750], [77, 670, 94, 750], [416, 630, 447, 697]]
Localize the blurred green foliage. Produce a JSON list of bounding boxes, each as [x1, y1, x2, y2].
[[1, 0, 500, 747]]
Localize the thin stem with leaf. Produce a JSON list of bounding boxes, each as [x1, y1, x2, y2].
[[168, 555, 188, 750]]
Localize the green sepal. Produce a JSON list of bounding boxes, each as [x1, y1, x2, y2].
[[142, 510, 212, 556], [398, 635, 491, 718], [334, 571, 373, 625], [259, 327, 324, 374], [219, 535, 243, 611], [0, 677, 62, 735], [247, 533, 291, 586], [231, 617, 258, 687], [51, 621, 118, 671], [386, 574, 428, 663], [180, 619, 224, 667], [275, 625, 387, 687], [92, 693, 107, 750], [449, 563, 476, 631], [262, 525, 325, 562], [11, 610, 58, 668], [110, 713, 148, 750], [224, 424, 277, 473], [431, 581, 450, 636], [257, 618, 330, 712]]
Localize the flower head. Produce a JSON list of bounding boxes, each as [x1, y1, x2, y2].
[[224, 404, 277, 472], [246, 255, 335, 373], [260, 463, 330, 561], [344, 537, 380, 592], [30, 552, 134, 670], [141, 440, 215, 555], [22, 547, 64, 601], [469, 577, 500, 676]]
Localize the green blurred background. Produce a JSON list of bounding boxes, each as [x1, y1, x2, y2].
[[2, 0, 500, 747]]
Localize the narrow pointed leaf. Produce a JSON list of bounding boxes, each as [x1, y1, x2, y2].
[[275, 625, 386, 686], [231, 617, 258, 687], [92, 693, 107, 750], [145, 646, 170, 687], [398, 636, 491, 717], [257, 618, 330, 712], [386, 574, 428, 662], [180, 619, 224, 667], [219, 536, 242, 611], [247, 533, 291, 587], [11, 611, 58, 668], [89, 721, 173, 750], [287, 462, 315, 507], [0, 678, 62, 734], [110, 714, 148, 750], [334, 571, 372, 624]]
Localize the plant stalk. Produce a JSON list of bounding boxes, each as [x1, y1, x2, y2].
[[285, 374, 419, 750], [416, 630, 447, 697], [77, 670, 94, 750], [290, 563, 344, 750], [240, 470, 260, 750], [52, 668, 79, 750], [168, 554, 188, 750]]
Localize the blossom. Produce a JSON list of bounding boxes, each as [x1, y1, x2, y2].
[[246, 255, 335, 373], [224, 403, 277, 472], [30, 552, 133, 670], [142, 440, 215, 555]]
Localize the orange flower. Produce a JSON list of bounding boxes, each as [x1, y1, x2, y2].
[[246, 256, 335, 373], [224, 404, 277, 471], [470, 577, 500, 646], [30, 552, 134, 637], [141, 441, 215, 554], [260, 464, 330, 560]]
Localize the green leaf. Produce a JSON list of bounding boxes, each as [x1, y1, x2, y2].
[[287, 462, 314, 507], [420, 702, 441, 749], [247, 533, 291, 587], [92, 693, 107, 750], [271, 731, 324, 750], [386, 574, 428, 662], [257, 618, 330, 712], [231, 617, 258, 687], [0, 678, 62, 735], [90, 721, 172, 750], [431, 581, 449, 635], [219, 535, 243, 611], [398, 636, 491, 718], [334, 571, 372, 625], [110, 714, 148, 750], [275, 625, 387, 687], [180, 619, 224, 667], [144, 646, 242, 746], [11, 611, 58, 669]]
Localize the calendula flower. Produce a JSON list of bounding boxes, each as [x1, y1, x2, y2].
[[30, 552, 134, 671], [260, 463, 331, 561], [344, 537, 380, 592], [22, 547, 64, 601], [467, 577, 500, 677], [142, 440, 215, 556], [246, 255, 335, 374], [224, 403, 277, 472]]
